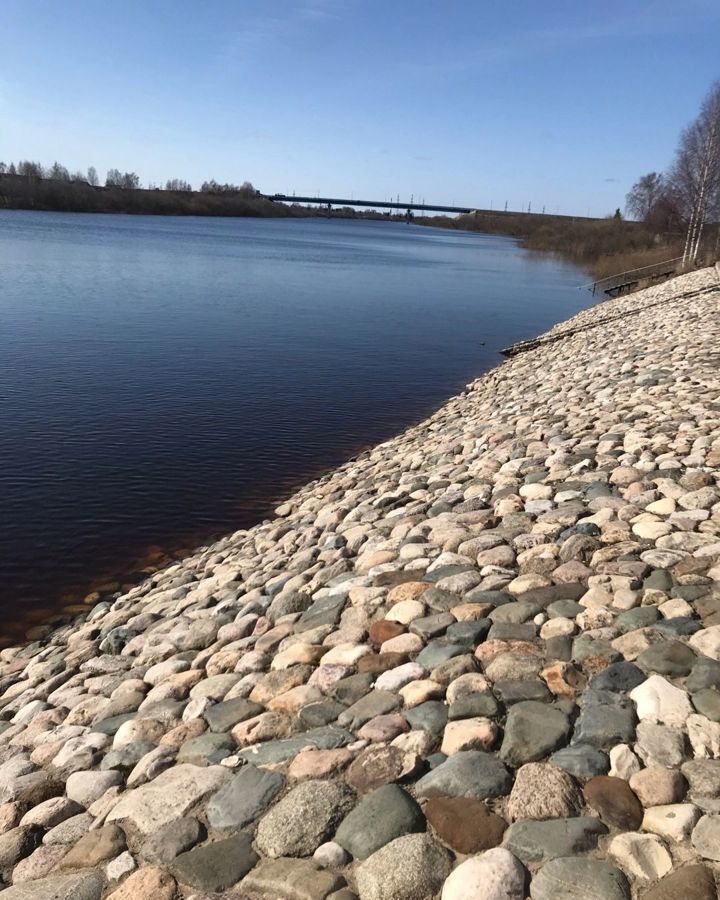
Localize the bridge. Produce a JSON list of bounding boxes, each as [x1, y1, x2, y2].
[[261, 194, 477, 215]]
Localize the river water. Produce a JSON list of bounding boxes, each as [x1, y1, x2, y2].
[[0, 211, 591, 640]]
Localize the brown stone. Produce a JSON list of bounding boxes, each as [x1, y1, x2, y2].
[[387, 582, 432, 603], [106, 865, 179, 900], [345, 746, 419, 793], [57, 824, 127, 869], [287, 748, 354, 780], [640, 864, 718, 900], [0, 802, 24, 835], [369, 620, 406, 646], [541, 661, 586, 699], [357, 652, 409, 673], [159, 719, 207, 749], [584, 775, 643, 830], [357, 714, 409, 742], [424, 796, 507, 854]]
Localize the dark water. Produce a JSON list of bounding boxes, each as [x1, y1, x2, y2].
[[0, 211, 591, 638]]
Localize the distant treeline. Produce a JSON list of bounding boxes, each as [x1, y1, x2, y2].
[[0, 171, 304, 218]]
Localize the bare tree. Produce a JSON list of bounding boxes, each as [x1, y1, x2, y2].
[[17, 160, 45, 178], [49, 161, 71, 181], [165, 178, 192, 192], [106, 168, 123, 187], [625, 172, 664, 221], [120, 172, 140, 190], [668, 81, 720, 263], [0, 162, 7, 174], [87, 166, 99, 186]]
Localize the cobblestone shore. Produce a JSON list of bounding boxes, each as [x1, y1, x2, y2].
[[1, 267, 719, 899]]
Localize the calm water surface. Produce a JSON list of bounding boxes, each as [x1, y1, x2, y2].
[[0, 211, 591, 637]]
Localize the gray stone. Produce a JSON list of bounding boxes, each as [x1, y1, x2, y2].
[[207, 764, 284, 830], [42, 812, 94, 846], [617, 607, 661, 633], [337, 691, 399, 731], [588, 662, 646, 693], [170, 833, 258, 891], [692, 689, 720, 722], [549, 745, 609, 779], [692, 814, 720, 861], [636, 722, 687, 768], [449, 693, 499, 719], [100, 740, 156, 773], [409, 613, 455, 639], [177, 732, 234, 766], [687, 658, 720, 693], [256, 780, 355, 858], [297, 595, 347, 632], [297, 700, 347, 728], [500, 702, 571, 765], [0, 870, 105, 900], [637, 640, 696, 676], [572, 691, 636, 749], [416, 642, 466, 669], [334, 784, 425, 860], [268, 591, 313, 622], [415, 750, 512, 800], [204, 698, 264, 732], [404, 700, 448, 735], [503, 818, 608, 863], [355, 833, 452, 900], [530, 857, 630, 900], [238, 725, 354, 765], [682, 759, 720, 799], [494, 678, 552, 704], [240, 857, 346, 899], [140, 815, 204, 863], [0, 825, 41, 871]]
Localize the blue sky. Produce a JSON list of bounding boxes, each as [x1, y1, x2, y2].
[[2, 0, 719, 216]]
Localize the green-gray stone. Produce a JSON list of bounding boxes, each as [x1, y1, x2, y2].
[[334, 785, 425, 860], [170, 833, 258, 891], [500, 702, 571, 765], [692, 689, 720, 722], [503, 817, 608, 863], [636, 640, 696, 676]]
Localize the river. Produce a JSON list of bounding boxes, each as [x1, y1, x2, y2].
[[0, 211, 591, 641]]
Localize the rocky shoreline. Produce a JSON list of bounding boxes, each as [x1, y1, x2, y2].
[[1, 266, 719, 899]]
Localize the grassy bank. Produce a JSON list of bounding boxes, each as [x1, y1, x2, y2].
[[417, 210, 686, 281]]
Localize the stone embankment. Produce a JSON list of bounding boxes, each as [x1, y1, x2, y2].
[[1, 267, 719, 900]]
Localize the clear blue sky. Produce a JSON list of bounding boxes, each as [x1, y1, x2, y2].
[[2, 0, 719, 216]]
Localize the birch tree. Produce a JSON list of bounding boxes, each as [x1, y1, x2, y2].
[[668, 81, 720, 264]]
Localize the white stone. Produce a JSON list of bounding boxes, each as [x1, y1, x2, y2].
[[659, 597, 694, 619], [374, 662, 426, 692], [608, 831, 672, 882], [106, 850, 136, 881], [441, 848, 525, 900], [687, 714, 720, 759], [107, 764, 229, 835], [609, 744, 641, 780], [629, 674, 693, 727], [385, 600, 425, 624], [313, 841, 350, 868], [642, 804, 701, 842], [690, 625, 720, 660]]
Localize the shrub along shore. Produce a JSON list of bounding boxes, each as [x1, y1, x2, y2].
[[0, 267, 718, 899]]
